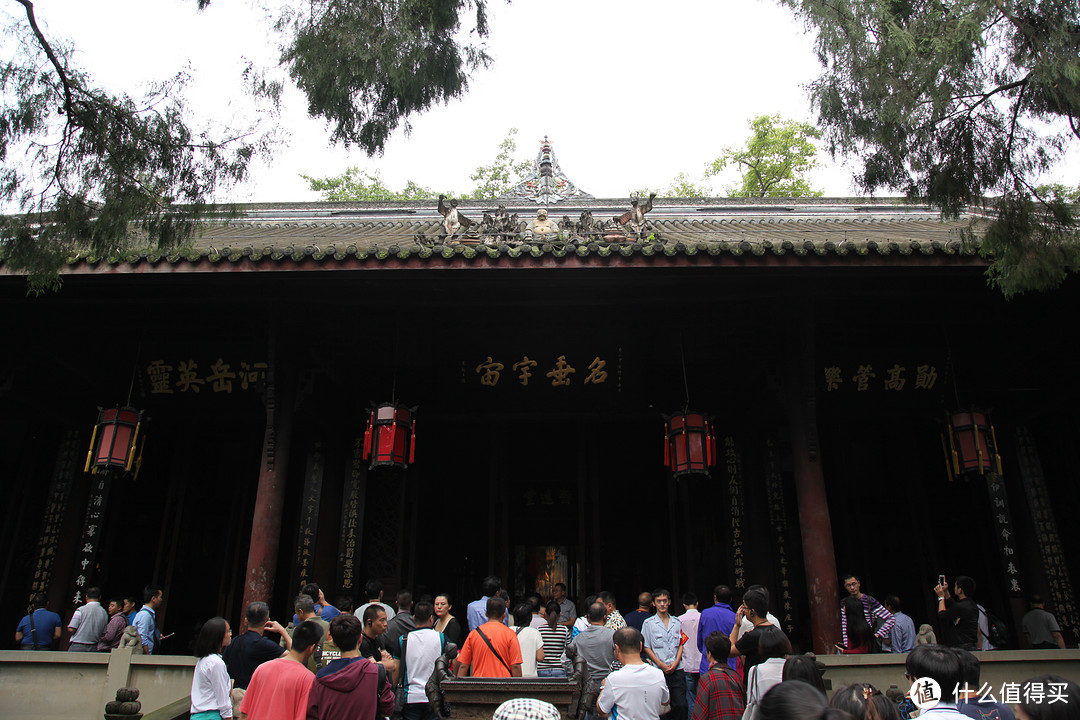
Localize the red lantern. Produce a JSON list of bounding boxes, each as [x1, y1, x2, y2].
[[84, 406, 144, 475], [362, 403, 417, 469], [943, 409, 1003, 480], [663, 411, 716, 478]]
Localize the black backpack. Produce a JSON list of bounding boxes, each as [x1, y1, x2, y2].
[[981, 611, 1010, 649]]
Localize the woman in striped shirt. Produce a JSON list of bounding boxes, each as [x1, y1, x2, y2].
[[537, 600, 571, 677]]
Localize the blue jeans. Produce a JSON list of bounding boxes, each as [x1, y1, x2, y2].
[[404, 703, 438, 720], [538, 668, 567, 678], [685, 671, 699, 717]]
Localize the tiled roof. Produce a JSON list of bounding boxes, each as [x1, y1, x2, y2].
[[8, 199, 991, 271]]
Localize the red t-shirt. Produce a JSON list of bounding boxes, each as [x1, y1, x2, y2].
[[458, 621, 523, 677], [239, 657, 314, 720]]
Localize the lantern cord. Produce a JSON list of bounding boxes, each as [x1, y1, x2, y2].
[[945, 347, 960, 409], [126, 336, 144, 407], [391, 328, 399, 406], [680, 332, 690, 413]]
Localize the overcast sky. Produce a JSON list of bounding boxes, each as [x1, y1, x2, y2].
[[1, 1, 917, 201]]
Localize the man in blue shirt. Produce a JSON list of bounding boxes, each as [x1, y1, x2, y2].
[[697, 585, 737, 672], [884, 595, 917, 654], [123, 596, 139, 626], [642, 589, 686, 720], [15, 593, 62, 650], [292, 582, 342, 625], [466, 575, 506, 632], [133, 585, 164, 654]]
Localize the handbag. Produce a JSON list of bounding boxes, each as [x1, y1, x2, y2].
[[742, 665, 760, 720], [392, 635, 409, 720]]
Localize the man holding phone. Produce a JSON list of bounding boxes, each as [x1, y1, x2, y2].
[[935, 575, 979, 650], [223, 601, 291, 689]]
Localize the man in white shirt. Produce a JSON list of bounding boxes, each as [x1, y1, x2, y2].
[[400, 601, 446, 720], [68, 586, 108, 652], [511, 603, 544, 677], [598, 627, 669, 720], [677, 593, 701, 714]]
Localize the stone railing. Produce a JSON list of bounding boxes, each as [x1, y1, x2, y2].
[[3, 646, 1077, 720], [430, 651, 589, 720], [0, 647, 195, 720]]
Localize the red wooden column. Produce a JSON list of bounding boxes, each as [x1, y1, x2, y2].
[[784, 312, 841, 653], [239, 331, 293, 632]]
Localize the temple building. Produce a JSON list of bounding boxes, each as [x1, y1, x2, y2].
[[2, 145, 1078, 655]]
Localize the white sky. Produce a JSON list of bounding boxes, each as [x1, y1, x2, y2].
[[18, 0, 1068, 203], [16, 0, 864, 202]]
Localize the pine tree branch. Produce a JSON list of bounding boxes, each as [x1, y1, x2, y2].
[[14, 0, 75, 118]]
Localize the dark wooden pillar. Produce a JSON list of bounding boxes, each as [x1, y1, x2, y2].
[[587, 423, 601, 592], [784, 313, 841, 653], [666, 469, 681, 601], [239, 326, 293, 631]]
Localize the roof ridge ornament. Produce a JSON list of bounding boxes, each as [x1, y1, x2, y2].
[[500, 136, 594, 204]]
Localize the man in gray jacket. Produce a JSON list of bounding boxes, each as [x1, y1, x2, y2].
[[570, 602, 615, 720]]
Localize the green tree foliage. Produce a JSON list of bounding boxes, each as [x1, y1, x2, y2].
[[466, 128, 531, 200], [663, 172, 712, 198], [1, 0, 273, 292], [779, 0, 1080, 296], [2, 0, 492, 292], [302, 168, 439, 201], [304, 127, 525, 201], [707, 114, 823, 198], [632, 172, 712, 199], [279, 0, 491, 154]]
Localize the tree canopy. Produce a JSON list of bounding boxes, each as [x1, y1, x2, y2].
[[302, 168, 440, 202], [279, 0, 491, 153], [779, 0, 1080, 296], [707, 114, 823, 198], [1, 0, 491, 292], [303, 128, 529, 202], [1, 0, 276, 292], [465, 128, 531, 200]]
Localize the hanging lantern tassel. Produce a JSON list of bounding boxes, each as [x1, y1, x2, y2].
[[131, 435, 147, 481], [409, 419, 416, 464], [125, 419, 142, 472], [940, 433, 955, 482], [990, 424, 1003, 475], [973, 423, 985, 474], [362, 413, 374, 460], [83, 423, 101, 473], [663, 426, 670, 468], [946, 424, 961, 477], [705, 421, 716, 467]]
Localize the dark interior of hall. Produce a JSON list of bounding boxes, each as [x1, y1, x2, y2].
[[3, 263, 1079, 652]]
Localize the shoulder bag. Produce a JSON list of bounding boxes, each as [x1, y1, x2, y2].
[[475, 627, 513, 675]]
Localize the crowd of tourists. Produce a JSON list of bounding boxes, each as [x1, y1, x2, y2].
[[14, 575, 1078, 720], [15, 585, 163, 653]]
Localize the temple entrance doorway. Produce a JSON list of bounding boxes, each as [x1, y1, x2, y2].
[[503, 422, 579, 603]]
